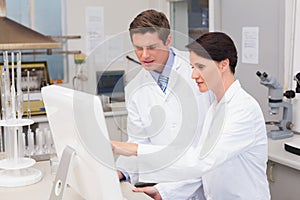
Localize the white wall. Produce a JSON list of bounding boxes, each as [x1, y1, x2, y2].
[[62, 0, 170, 93], [290, 1, 300, 89], [284, 0, 300, 90]]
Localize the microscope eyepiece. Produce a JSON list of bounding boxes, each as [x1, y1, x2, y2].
[[256, 71, 268, 79], [262, 72, 268, 78], [256, 71, 261, 77]]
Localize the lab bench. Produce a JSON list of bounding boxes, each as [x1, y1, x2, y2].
[[0, 161, 152, 200], [267, 134, 300, 200], [26, 113, 300, 199], [0, 111, 152, 200]]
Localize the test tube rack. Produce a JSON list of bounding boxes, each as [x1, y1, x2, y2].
[[0, 51, 42, 187], [0, 119, 42, 187]]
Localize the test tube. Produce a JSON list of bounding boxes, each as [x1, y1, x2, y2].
[[35, 128, 45, 155], [17, 128, 24, 158], [27, 70, 31, 118], [45, 128, 52, 154], [27, 128, 35, 156], [16, 52, 23, 119]]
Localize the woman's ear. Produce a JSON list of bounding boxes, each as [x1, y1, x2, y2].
[[219, 58, 230, 72]]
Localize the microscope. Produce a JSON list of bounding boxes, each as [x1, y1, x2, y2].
[[256, 71, 294, 140]]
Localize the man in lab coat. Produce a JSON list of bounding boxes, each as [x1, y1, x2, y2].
[[113, 9, 213, 200], [112, 32, 271, 200]]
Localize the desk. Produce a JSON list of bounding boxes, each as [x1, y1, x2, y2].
[[268, 134, 300, 170], [0, 161, 152, 200], [268, 134, 300, 200]]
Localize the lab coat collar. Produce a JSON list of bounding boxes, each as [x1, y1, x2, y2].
[[218, 80, 241, 105], [141, 47, 190, 99], [171, 47, 190, 71]]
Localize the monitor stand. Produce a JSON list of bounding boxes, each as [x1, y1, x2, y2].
[[49, 146, 76, 200]]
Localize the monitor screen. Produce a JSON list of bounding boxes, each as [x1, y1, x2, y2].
[[42, 85, 123, 199], [96, 70, 125, 100]]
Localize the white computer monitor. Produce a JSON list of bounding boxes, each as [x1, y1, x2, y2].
[[41, 85, 123, 199]]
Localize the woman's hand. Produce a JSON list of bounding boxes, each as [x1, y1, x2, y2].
[[111, 140, 138, 156], [133, 186, 162, 200]]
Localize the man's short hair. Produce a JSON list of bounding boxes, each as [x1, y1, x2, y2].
[[129, 9, 170, 44]]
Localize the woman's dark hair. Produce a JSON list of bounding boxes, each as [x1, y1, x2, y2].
[[186, 32, 238, 74]]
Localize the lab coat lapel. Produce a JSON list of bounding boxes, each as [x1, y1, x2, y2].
[[143, 70, 167, 99], [198, 81, 240, 159], [198, 101, 226, 159], [164, 53, 184, 99], [164, 69, 178, 98]]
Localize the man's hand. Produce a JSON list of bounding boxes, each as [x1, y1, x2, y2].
[[117, 170, 124, 180], [111, 140, 138, 156], [133, 186, 162, 200]]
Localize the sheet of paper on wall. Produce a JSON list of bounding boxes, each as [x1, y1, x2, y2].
[[242, 27, 259, 64], [85, 7, 104, 56], [105, 34, 124, 63]]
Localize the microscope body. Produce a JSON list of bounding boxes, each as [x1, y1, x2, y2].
[[257, 71, 294, 140]]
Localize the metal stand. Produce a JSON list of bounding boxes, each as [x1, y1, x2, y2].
[[268, 130, 294, 140], [267, 101, 294, 140], [49, 146, 76, 200]]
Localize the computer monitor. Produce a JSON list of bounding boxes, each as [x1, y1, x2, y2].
[[41, 85, 123, 199], [96, 70, 125, 101]]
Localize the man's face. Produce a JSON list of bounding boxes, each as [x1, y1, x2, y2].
[[132, 32, 171, 73]]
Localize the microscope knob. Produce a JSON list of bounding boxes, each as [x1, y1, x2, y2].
[[286, 121, 294, 130], [284, 90, 295, 99]]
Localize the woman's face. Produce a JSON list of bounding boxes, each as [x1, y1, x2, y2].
[[190, 51, 224, 94]]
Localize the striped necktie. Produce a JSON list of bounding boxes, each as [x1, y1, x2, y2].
[[158, 74, 169, 93]]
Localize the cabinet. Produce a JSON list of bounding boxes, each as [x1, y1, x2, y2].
[[268, 135, 300, 199], [104, 111, 128, 142], [267, 160, 300, 200], [170, 0, 209, 50]]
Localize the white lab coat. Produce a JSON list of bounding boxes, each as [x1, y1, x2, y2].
[[117, 47, 213, 200], [137, 80, 270, 200]]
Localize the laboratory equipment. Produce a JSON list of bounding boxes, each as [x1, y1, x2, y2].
[[284, 138, 300, 156], [256, 71, 294, 140], [0, 51, 42, 187], [0, 61, 50, 116], [292, 72, 300, 134], [42, 85, 123, 199], [96, 70, 125, 102]]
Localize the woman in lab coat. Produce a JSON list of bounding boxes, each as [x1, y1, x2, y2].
[[112, 32, 270, 200]]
